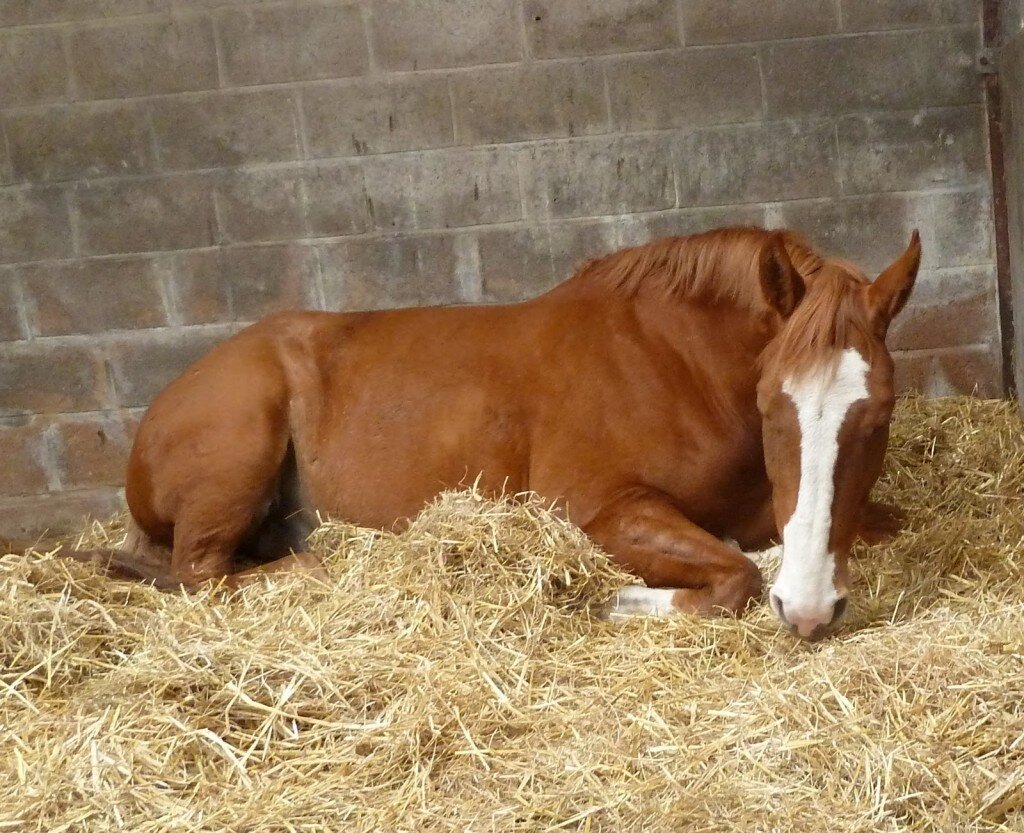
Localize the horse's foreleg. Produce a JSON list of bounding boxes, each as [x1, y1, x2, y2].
[[857, 500, 905, 547], [583, 488, 764, 619]]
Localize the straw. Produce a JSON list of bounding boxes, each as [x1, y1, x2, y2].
[[2, 396, 1022, 832]]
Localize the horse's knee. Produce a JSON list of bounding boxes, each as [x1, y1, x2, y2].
[[714, 559, 764, 615]]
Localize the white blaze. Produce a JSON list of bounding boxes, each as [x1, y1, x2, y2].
[[771, 348, 869, 633]]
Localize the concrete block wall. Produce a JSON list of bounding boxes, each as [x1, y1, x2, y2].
[[0, 0, 1001, 538], [1002, 0, 1024, 400]]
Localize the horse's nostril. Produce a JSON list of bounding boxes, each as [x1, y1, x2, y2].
[[831, 596, 848, 624], [770, 593, 787, 624], [807, 624, 829, 642]]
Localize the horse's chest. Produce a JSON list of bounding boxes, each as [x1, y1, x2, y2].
[[658, 440, 771, 545], [691, 425, 764, 485]]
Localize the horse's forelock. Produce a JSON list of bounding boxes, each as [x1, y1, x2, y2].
[[772, 266, 875, 379]]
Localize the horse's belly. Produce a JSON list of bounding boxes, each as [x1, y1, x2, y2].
[[293, 382, 529, 529]]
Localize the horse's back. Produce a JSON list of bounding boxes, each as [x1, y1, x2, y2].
[[126, 294, 765, 544]]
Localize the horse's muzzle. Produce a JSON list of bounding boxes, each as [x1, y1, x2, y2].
[[770, 593, 848, 641]]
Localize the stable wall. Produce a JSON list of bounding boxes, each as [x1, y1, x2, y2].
[[0, 0, 1001, 538], [1002, 3, 1024, 399]]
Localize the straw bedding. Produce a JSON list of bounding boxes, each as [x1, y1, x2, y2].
[[2, 396, 1023, 832]]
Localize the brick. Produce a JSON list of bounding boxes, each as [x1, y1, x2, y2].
[[5, 103, 154, 184], [304, 76, 454, 159], [71, 16, 218, 99], [548, 218, 618, 279], [607, 48, 761, 131], [106, 329, 227, 408], [0, 343, 108, 415], [319, 235, 463, 310], [614, 205, 768, 247], [841, 0, 976, 32], [361, 148, 522, 231], [75, 175, 216, 256], [1006, 1, 1024, 35], [0, 1, 162, 26], [0, 124, 10, 186], [215, 169, 307, 244], [451, 62, 608, 145], [167, 244, 319, 324], [476, 225, 558, 303], [521, 136, 674, 220], [762, 29, 980, 118], [682, 0, 837, 44], [0, 186, 73, 264], [0, 488, 125, 541], [888, 268, 997, 352], [217, 3, 368, 85], [894, 346, 1002, 397], [838, 107, 987, 195], [371, 0, 521, 70], [773, 194, 928, 274], [152, 91, 301, 170], [673, 122, 838, 207], [928, 189, 994, 269], [0, 419, 51, 496], [0, 28, 68, 108], [0, 272, 27, 341], [303, 162, 373, 237], [53, 413, 138, 489], [526, 0, 679, 58], [19, 257, 167, 337]]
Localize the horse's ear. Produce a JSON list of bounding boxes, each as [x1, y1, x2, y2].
[[868, 230, 921, 335], [759, 233, 805, 318]]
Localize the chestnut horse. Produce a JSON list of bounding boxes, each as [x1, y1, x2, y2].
[[73, 226, 920, 640]]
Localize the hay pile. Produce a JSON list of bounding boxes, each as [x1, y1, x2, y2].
[[2, 396, 1023, 832]]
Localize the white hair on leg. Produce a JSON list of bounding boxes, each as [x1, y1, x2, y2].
[[607, 586, 679, 620]]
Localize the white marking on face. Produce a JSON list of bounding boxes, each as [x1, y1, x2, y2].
[[770, 348, 869, 637], [607, 586, 679, 620]]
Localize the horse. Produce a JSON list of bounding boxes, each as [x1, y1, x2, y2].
[[65, 226, 920, 641]]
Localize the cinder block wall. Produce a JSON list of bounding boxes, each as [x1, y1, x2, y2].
[[1003, 3, 1024, 401], [0, 0, 1001, 538]]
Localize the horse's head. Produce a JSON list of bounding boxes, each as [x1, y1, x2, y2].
[[755, 231, 921, 640]]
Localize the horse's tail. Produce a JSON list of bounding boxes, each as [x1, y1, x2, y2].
[[54, 547, 184, 591], [14, 518, 184, 591]]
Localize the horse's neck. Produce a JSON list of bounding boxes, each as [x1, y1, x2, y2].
[[631, 287, 774, 350], [631, 296, 775, 417], [547, 273, 777, 407]]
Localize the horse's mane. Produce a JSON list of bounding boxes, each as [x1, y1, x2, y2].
[[565, 227, 821, 309], [563, 226, 874, 374]]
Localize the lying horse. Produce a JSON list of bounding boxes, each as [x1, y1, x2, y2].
[[76, 226, 920, 640]]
